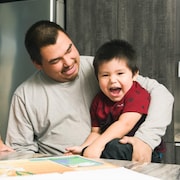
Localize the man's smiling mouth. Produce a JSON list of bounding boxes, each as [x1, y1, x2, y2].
[[62, 65, 76, 75]]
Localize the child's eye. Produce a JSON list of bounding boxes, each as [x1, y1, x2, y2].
[[102, 74, 108, 77], [118, 72, 123, 75]]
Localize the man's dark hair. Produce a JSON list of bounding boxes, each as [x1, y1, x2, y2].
[[25, 20, 68, 65]]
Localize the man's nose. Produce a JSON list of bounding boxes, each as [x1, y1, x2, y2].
[[62, 56, 71, 67]]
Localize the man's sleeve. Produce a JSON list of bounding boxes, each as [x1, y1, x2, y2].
[[136, 75, 174, 149], [5, 94, 38, 153]]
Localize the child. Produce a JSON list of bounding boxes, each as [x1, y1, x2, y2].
[[66, 39, 153, 161]]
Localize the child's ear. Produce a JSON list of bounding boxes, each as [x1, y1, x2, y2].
[[133, 71, 139, 81]]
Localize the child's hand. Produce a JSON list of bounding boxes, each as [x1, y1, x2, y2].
[[64, 146, 83, 155], [83, 144, 103, 158]]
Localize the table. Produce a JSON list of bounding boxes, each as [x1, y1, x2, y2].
[[0, 152, 179, 180], [106, 159, 180, 180]]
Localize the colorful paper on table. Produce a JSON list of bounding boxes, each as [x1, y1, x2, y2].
[[0, 155, 116, 177], [47, 155, 102, 167]]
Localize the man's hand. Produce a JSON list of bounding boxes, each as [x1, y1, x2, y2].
[[120, 136, 152, 162], [0, 140, 14, 152]]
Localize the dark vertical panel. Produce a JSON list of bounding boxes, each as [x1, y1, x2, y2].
[[164, 143, 176, 163], [174, 0, 180, 159], [117, 0, 176, 90], [66, 0, 118, 55], [175, 146, 180, 164]]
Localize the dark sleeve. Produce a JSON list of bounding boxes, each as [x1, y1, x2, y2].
[[90, 93, 101, 127]]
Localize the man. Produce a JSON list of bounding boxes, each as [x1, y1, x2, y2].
[[5, 20, 174, 162]]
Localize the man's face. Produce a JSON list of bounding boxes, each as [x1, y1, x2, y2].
[[35, 31, 80, 83]]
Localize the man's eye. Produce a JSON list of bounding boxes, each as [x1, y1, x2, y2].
[[118, 72, 123, 75], [49, 59, 60, 64]]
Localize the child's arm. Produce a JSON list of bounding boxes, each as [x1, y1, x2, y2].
[[65, 127, 100, 155], [83, 112, 142, 158]]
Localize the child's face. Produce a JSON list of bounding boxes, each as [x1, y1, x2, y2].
[[97, 58, 137, 102]]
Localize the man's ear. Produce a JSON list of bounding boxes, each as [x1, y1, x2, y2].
[[33, 61, 42, 70], [133, 70, 139, 81]]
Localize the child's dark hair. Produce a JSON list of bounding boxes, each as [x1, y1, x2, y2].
[[93, 39, 139, 77]]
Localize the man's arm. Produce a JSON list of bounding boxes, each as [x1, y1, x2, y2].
[[136, 75, 174, 149], [5, 95, 38, 153], [120, 75, 174, 162]]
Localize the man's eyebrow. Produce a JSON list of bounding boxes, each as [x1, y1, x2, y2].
[[65, 43, 72, 54], [48, 44, 73, 63]]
